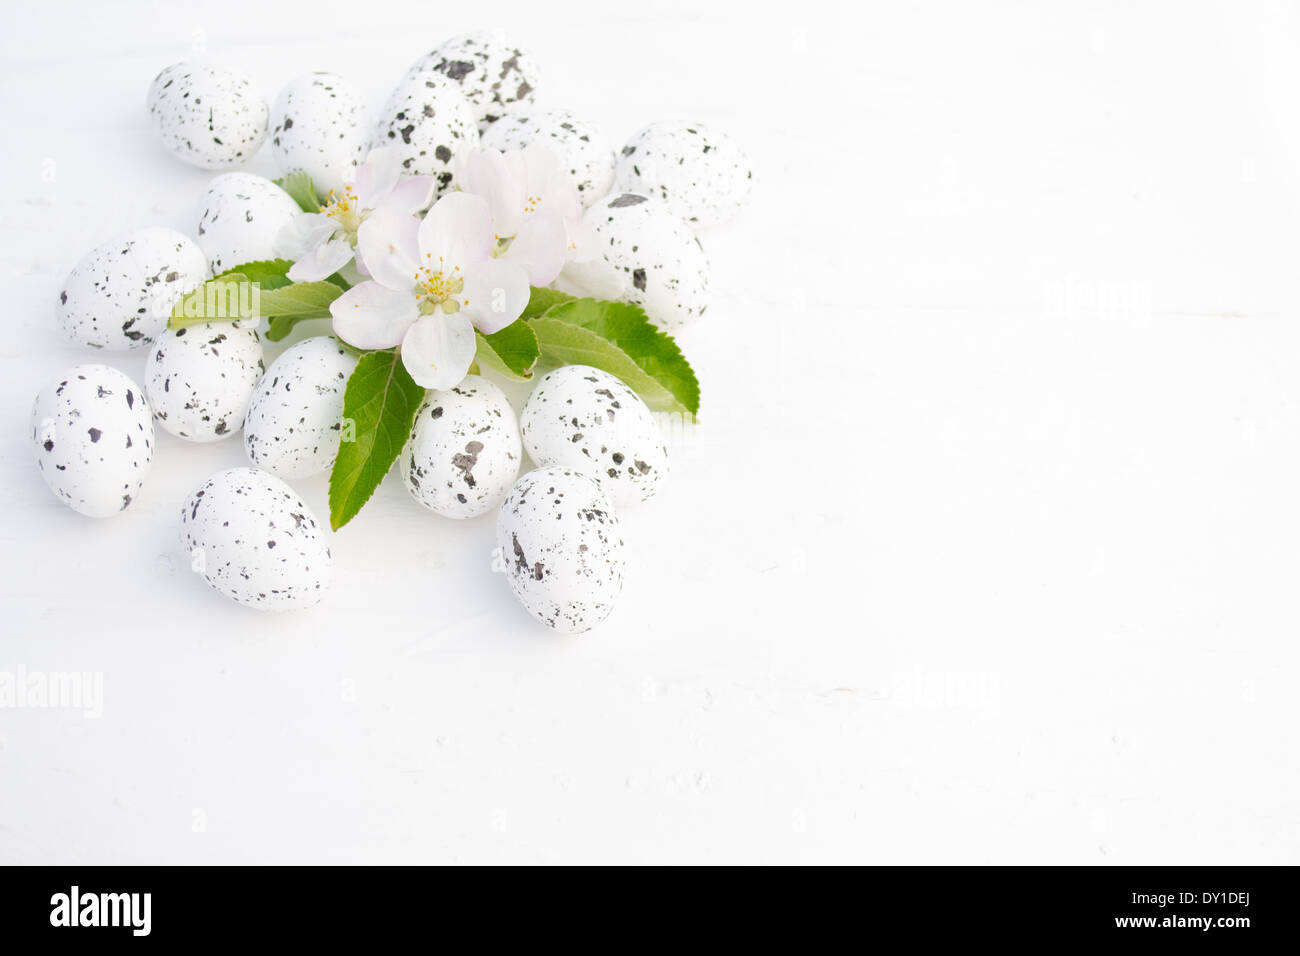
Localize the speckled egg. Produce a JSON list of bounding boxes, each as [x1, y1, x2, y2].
[[269, 72, 369, 196], [56, 227, 207, 350], [520, 366, 668, 506], [588, 193, 710, 329], [194, 172, 300, 275], [146, 62, 268, 169], [481, 109, 615, 208], [31, 365, 154, 518], [146, 320, 264, 442], [243, 336, 357, 479], [180, 466, 331, 611], [372, 71, 478, 196], [399, 375, 521, 519], [407, 30, 539, 131], [496, 467, 626, 633], [616, 120, 753, 228]]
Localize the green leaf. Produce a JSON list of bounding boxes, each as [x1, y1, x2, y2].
[[521, 286, 575, 319], [474, 320, 540, 380], [328, 349, 427, 530], [260, 281, 345, 341], [274, 171, 322, 213], [214, 258, 294, 290], [532, 298, 700, 417], [169, 274, 257, 329]]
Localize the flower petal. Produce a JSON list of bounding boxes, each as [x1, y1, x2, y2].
[[357, 205, 421, 292], [275, 212, 336, 261], [401, 312, 477, 389], [330, 281, 419, 350], [504, 211, 566, 286], [288, 237, 355, 282], [462, 257, 529, 334], [460, 149, 526, 237], [386, 175, 436, 214], [350, 146, 403, 208], [418, 192, 494, 269], [555, 256, 627, 301]]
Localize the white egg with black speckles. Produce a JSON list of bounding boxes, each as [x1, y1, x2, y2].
[[146, 320, 264, 442], [588, 193, 709, 329], [521, 366, 668, 507], [243, 336, 357, 479], [372, 71, 478, 196], [180, 466, 331, 611], [496, 467, 626, 634], [408, 30, 539, 131], [146, 62, 268, 169], [56, 227, 207, 350], [269, 72, 368, 196], [194, 172, 300, 276], [616, 120, 753, 229], [400, 375, 521, 519], [482, 109, 614, 208], [31, 365, 154, 518]]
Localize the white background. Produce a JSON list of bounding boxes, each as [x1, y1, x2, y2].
[[1, 0, 1298, 864]]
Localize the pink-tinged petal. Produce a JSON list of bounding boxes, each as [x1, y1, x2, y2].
[[555, 256, 626, 301], [350, 146, 402, 208], [418, 192, 494, 269], [565, 218, 600, 263], [460, 149, 526, 236], [330, 281, 419, 350], [524, 142, 582, 225], [385, 176, 436, 214], [400, 312, 477, 390], [504, 211, 566, 285], [275, 212, 336, 260], [357, 205, 421, 291], [287, 237, 355, 282], [461, 258, 529, 334]]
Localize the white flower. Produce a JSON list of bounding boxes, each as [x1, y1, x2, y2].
[[329, 192, 529, 389], [277, 147, 434, 283], [459, 143, 598, 287]]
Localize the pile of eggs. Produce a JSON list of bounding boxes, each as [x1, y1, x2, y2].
[[32, 30, 752, 632]]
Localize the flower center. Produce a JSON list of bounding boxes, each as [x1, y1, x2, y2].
[[323, 185, 364, 240], [414, 258, 464, 315]]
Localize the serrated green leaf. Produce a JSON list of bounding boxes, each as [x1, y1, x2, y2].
[[474, 320, 540, 380], [532, 298, 700, 417], [531, 317, 697, 417], [169, 274, 257, 329], [214, 258, 294, 290], [274, 171, 322, 213], [521, 286, 575, 319], [328, 349, 427, 530], [260, 281, 345, 341]]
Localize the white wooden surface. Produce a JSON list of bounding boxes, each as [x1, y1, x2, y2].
[[1, 0, 1298, 863]]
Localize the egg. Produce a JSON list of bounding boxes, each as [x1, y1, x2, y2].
[[180, 466, 331, 611], [30, 365, 154, 517], [146, 320, 264, 442], [481, 109, 615, 208], [243, 336, 357, 479], [195, 172, 300, 275], [146, 62, 268, 169], [520, 366, 668, 506], [587, 193, 710, 329], [407, 30, 539, 131], [616, 120, 753, 228], [56, 227, 207, 350], [496, 467, 626, 633], [269, 72, 369, 196], [372, 71, 478, 196], [399, 375, 521, 519]]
